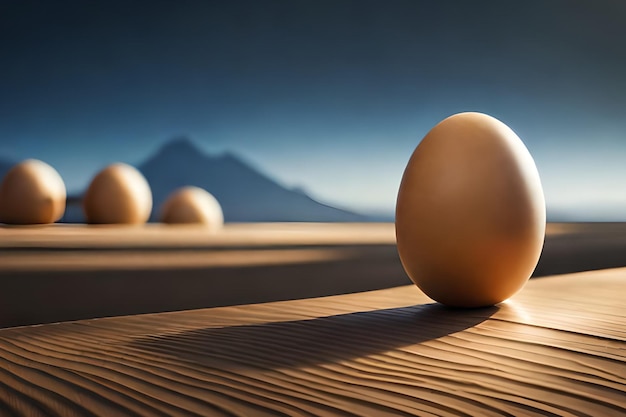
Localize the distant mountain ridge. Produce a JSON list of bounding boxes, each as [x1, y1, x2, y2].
[[57, 137, 368, 223], [138, 137, 368, 222]]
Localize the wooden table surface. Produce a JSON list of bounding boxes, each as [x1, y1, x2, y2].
[[0, 223, 625, 416]]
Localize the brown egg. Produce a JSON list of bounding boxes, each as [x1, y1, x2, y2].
[[0, 159, 66, 225], [83, 163, 152, 224], [395, 112, 545, 308], [160, 186, 224, 230]]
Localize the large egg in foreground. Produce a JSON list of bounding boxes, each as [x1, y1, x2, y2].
[[160, 186, 224, 231], [0, 159, 66, 224], [83, 163, 152, 224], [395, 112, 545, 308]]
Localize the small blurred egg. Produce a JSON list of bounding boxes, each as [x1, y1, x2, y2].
[[160, 186, 224, 230], [395, 112, 545, 308], [0, 159, 66, 224], [83, 163, 152, 224]]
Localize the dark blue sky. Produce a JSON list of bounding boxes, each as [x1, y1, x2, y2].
[[1, 0, 626, 218]]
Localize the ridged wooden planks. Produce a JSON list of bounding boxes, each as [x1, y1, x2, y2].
[[0, 268, 625, 416]]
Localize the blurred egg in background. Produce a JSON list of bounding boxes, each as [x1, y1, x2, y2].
[[0, 159, 66, 225]]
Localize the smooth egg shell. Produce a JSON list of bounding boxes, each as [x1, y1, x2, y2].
[[160, 186, 224, 230], [0, 159, 66, 224], [83, 163, 152, 224], [395, 112, 545, 308]]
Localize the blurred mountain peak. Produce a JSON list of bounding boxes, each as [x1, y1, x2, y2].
[[61, 137, 370, 223], [155, 137, 251, 167], [216, 150, 243, 163], [157, 136, 205, 157], [134, 137, 369, 222]]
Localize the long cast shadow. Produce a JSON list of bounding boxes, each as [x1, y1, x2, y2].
[[128, 303, 499, 370]]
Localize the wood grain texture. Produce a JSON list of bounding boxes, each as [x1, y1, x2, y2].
[[0, 270, 625, 415], [0, 223, 625, 415]]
